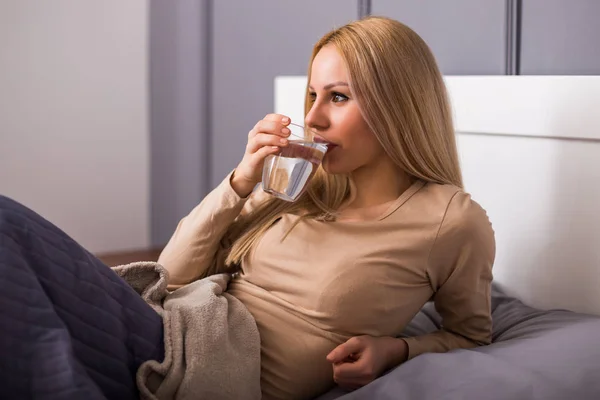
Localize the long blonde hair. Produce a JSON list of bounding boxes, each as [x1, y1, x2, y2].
[[226, 16, 462, 266]]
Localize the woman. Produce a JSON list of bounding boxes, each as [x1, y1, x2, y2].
[[158, 15, 495, 400], [0, 16, 494, 400]]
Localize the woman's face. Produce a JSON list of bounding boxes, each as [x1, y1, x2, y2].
[[305, 44, 385, 175]]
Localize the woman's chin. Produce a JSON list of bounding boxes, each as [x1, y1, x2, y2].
[[321, 159, 334, 174], [321, 159, 349, 175]]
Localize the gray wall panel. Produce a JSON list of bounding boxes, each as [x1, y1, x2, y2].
[[149, 0, 209, 246], [520, 0, 600, 75], [372, 0, 506, 75], [210, 0, 358, 188]]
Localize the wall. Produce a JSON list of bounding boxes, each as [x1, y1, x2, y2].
[[371, 0, 507, 74], [0, 0, 150, 254], [149, 0, 210, 246]]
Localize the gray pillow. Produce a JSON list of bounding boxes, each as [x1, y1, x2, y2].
[[316, 283, 600, 400], [400, 283, 598, 340]]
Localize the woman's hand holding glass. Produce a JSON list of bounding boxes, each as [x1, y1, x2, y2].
[[230, 114, 292, 198]]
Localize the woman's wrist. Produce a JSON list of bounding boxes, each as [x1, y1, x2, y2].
[[382, 337, 409, 369], [230, 170, 256, 199]]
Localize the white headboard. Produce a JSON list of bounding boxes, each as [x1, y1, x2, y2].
[[275, 75, 600, 316]]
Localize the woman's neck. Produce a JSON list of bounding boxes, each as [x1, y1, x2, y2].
[[346, 157, 413, 210]]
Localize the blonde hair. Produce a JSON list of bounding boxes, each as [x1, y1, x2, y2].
[[226, 16, 462, 266]]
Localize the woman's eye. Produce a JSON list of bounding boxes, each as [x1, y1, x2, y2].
[[308, 92, 317, 101], [332, 92, 349, 103]]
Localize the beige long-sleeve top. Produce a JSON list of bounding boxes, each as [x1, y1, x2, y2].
[[158, 171, 496, 400]]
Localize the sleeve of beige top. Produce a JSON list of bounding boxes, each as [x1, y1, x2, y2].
[[402, 190, 496, 360], [158, 170, 269, 290]]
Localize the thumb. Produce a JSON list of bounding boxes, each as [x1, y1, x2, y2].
[[326, 337, 364, 363]]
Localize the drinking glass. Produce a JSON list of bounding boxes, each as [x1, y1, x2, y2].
[[261, 123, 329, 202]]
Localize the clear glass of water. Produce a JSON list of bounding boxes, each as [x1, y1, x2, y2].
[[261, 123, 329, 202]]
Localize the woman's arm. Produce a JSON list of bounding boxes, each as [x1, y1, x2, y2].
[[158, 170, 268, 290], [326, 191, 495, 389], [402, 191, 496, 359]]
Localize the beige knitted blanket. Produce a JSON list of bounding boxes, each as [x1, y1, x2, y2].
[[112, 262, 261, 400]]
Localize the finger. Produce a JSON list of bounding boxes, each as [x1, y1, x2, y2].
[[250, 119, 291, 139], [327, 337, 364, 364], [333, 360, 365, 380], [247, 133, 288, 154], [249, 145, 280, 166], [263, 113, 291, 125]]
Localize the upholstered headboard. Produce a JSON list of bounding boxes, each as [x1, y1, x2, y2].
[[275, 75, 600, 316]]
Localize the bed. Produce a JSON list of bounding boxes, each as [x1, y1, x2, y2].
[[275, 75, 600, 400]]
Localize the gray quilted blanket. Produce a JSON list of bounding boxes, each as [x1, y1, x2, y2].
[[0, 195, 164, 399], [0, 194, 261, 400]]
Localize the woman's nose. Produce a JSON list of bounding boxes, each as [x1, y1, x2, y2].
[[305, 102, 328, 131]]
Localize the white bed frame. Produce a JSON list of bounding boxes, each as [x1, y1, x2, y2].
[[275, 75, 600, 316]]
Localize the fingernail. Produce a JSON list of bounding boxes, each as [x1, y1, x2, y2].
[[281, 117, 289, 123], [280, 138, 288, 145], [281, 127, 290, 136]]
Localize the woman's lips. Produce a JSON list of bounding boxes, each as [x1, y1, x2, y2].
[[314, 136, 337, 150]]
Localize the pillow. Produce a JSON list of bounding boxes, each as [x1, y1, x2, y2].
[[316, 283, 600, 400], [400, 282, 599, 340]]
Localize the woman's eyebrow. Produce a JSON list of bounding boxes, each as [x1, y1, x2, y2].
[[308, 81, 349, 91]]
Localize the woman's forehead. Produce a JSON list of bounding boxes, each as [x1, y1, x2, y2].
[[309, 45, 349, 89]]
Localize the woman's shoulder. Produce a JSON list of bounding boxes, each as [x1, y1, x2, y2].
[[417, 181, 493, 236], [419, 182, 496, 286]]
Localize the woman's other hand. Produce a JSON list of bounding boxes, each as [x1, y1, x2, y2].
[[326, 335, 408, 391], [230, 114, 291, 198]]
